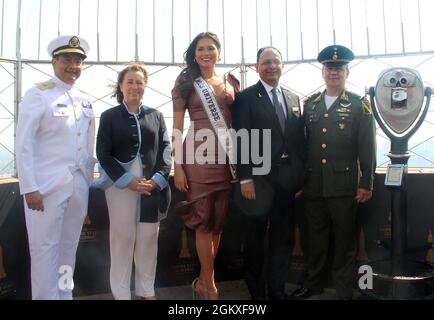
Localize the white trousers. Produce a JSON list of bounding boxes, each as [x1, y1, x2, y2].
[[106, 159, 160, 300], [24, 171, 89, 300]]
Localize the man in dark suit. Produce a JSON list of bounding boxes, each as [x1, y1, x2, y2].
[[292, 45, 376, 300], [231, 46, 306, 300]]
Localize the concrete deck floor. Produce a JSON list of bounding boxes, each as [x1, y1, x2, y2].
[[76, 280, 362, 300]]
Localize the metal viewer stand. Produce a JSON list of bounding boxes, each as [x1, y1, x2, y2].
[[367, 67, 434, 299]]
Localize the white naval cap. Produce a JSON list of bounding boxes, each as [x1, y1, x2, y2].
[[47, 35, 90, 59]]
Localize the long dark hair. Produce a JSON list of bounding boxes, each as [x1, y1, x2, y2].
[[112, 63, 148, 104], [174, 32, 221, 103]]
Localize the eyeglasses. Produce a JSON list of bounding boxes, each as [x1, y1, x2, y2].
[[57, 55, 83, 65]]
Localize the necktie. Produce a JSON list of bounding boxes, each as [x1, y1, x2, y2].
[[272, 87, 286, 132]]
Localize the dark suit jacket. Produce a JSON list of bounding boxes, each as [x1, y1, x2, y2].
[[232, 81, 306, 199], [96, 104, 172, 222]]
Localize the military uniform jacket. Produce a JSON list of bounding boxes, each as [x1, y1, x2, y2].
[[16, 76, 96, 196], [96, 104, 172, 222], [303, 90, 376, 198]]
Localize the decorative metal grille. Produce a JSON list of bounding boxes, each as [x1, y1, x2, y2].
[[1, 0, 433, 177]]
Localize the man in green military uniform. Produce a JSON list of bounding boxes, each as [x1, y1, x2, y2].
[[292, 45, 376, 300]]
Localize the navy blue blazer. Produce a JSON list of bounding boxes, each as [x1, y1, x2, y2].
[[96, 104, 172, 222]]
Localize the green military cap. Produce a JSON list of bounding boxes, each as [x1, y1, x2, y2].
[[317, 45, 354, 67]]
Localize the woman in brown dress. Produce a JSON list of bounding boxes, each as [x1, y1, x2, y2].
[[171, 32, 239, 300]]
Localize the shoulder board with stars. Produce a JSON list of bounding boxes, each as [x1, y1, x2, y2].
[[303, 92, 321, 104], [36, 80, 56, 91], [360, 96, 372, 114], [345, 91, 372, 114]]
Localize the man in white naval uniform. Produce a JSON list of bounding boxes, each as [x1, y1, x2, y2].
[[15, 35, 95, 300]]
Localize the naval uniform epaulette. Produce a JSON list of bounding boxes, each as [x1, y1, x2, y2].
[[303, 92, 321, 104], [36, 80, 56, 91]]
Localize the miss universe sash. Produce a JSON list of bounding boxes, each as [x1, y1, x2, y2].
[[193, 76, 237, 180]]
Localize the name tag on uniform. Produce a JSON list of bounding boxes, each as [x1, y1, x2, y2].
[[53, 104, 69, 117]]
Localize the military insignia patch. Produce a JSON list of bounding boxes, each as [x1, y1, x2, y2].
[[340, 93, 349, 101], [69, 36, 80, 48], [336, 108, 351, 114], [339, 102, 351, 109], [82, 101, 92, 109]]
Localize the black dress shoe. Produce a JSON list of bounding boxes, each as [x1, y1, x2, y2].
[[291, 287, 323, 300]]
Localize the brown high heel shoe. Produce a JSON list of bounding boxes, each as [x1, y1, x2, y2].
[[192, 278, 219, 300], [192, 278, 205, 300]]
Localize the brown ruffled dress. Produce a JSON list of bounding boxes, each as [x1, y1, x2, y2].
[[172, 73, 240, 234]]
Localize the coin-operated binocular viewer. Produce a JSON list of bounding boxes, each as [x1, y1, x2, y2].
[[368, 68, 434, 299]]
